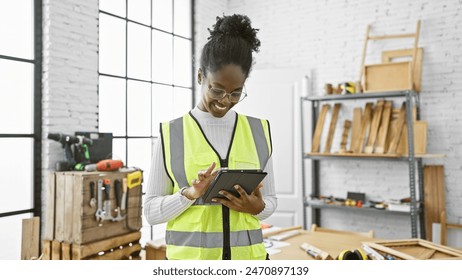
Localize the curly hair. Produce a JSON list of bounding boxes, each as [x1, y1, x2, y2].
[[200, 14, 260, 78]]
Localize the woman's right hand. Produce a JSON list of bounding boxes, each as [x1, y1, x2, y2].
[[183, 162, 218, 200]]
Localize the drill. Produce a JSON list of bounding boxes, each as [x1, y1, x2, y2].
[[47, 133, 93, 171]]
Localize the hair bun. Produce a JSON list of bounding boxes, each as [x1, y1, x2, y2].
[[208, 14, 260, 52]]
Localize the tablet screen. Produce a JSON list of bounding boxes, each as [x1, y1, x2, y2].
[[202, 169, 267, 203]]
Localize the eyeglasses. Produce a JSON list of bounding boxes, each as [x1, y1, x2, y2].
[[207, 85, 247, 103]]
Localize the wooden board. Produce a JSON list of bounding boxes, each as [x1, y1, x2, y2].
[[374, 101, 392, 153], [364, 62, 413, 92], [44, 172, 56, 240], [365, 100, 384, 153], [312, 104, 330, 152], [21, 217, 40, 260], [353, 103, 373, 153], [324, 103, 341, 153], [382, 48, 423, 92], [362, 239, 462, 260], [424, 166, 446, 242], [339, 120, 351, 153], [349, 108, 362, 152], [387, 102, 406, 154], [396, 121, 427, 154]]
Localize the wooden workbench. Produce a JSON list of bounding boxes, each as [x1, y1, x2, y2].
[[269, 230, 378, 260]]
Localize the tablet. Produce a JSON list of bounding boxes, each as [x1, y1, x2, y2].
[[202, 169, 267, 203]]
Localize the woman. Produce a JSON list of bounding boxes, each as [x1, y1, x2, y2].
[[144, 14, 277, 260]]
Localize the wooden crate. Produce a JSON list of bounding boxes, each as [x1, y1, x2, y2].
[[44, 171, 142, 244], [41, 231, 142, 260], [145, 238, 166, 260]]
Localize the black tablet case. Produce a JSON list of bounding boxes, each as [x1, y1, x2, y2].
[[202, 169, 267, 203]]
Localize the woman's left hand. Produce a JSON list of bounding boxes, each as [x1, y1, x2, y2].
[[212, 183, 265, 215]]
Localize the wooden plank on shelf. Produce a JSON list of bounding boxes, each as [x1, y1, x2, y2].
[[323, 103, 341, 153], [311, 104, 330, 153], [349, 108, 362, 153], [365, 100, 385, 153], [339, 120, 351, 153], [424, 165, 446, 242], [375, 100, 392, 153], [353, 102, 373, 153], [387, 102, 406, 154], [396, 121, 427, 155]]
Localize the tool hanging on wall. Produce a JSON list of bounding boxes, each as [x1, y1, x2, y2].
[[112, 179, 126, 222], [125, 170, 143, 231]]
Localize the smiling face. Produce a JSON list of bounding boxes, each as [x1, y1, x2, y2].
[[198, 64, 246, 118]]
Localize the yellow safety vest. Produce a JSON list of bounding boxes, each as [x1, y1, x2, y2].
[[160, 112, 272, 260]]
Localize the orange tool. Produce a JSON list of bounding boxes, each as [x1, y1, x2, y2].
[[96, 159, 124, 171]]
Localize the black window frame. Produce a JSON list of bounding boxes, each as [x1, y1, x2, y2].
[[0, 0, 42, 221]]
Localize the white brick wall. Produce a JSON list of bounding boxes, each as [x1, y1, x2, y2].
[[193, 0, 227, 101], [197, 0, 462, 243], [41, 0, 98, 233]]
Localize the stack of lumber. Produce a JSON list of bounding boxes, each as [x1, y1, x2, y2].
[[310, 100, 427, 156]]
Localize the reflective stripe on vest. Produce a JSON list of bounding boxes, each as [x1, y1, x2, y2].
[[166, 229, 263, 248], [160, 112, 272, 260]]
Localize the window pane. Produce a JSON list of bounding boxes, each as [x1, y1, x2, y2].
[[152, 30, 173, 84], [152, 0, 172, 32], [173, 37, 192, 87], [173, 0, 191, 38], [128, 23, 151, 81], [0, 0, 33, 59], [99, 0, 126, 17], [0, 213, 33, 260], [128, 138, 153, 184], [127, 80, 151, 136], [128, 0, 151, 25], [99, 14, 126, 76], [112, 138, 126, 163], [152, 84, 173, 136], [99, 76, 126, 136], [0, 138, 33, 213], [0, 59, 33, 134], [173, 87, 192, 119]]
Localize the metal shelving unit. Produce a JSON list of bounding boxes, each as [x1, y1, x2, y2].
[[300, 90, 426, 239]]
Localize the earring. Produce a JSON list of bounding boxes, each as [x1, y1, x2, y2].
[[197, 71, 202, 85]]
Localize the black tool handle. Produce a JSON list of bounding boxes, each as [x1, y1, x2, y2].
[[103, 179, 111, 200], [90, 181, 95, 198], [114, 179, 122, 207]]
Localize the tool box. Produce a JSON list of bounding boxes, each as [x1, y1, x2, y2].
[[43, 171, 143, 258]]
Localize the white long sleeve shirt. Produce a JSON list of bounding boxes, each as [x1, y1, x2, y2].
[[144, 106, 278, 225]]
